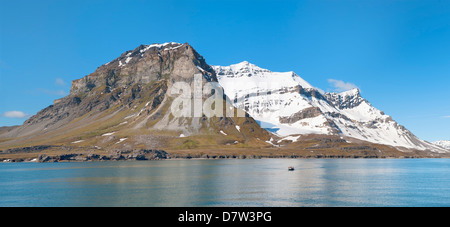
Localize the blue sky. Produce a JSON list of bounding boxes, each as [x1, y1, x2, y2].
[[0, 0, 449, 142]]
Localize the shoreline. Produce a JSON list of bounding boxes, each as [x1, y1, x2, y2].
[[2, 153, 447, 163], [1, 145, 448, 163]]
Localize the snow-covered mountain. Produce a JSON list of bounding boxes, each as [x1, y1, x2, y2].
[[433, 140, 450, 150], [213, 61, 446, 153]]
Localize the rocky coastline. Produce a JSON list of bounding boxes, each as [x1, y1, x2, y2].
[[1, 148, 442, 163], [1, 142, 448, 163], [0, 147, 169, 163]]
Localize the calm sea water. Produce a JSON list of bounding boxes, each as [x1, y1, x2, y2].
[[1, 159, 450, 207]]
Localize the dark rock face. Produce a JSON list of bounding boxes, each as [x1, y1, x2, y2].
[[36, 149, 169, 163], [1, 145, 54, 154], [37, 155, 57, 163], [110, 149, 168, 161], [324, 89, 365, 110], [279, 107, 322, 124], [295, 85, 327, 100]]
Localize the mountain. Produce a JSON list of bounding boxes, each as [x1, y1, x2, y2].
[[1, 43, 447, 161], [433, 140, 450, 150], [0, 43, 270, 156], [213, 61, 447, 153]]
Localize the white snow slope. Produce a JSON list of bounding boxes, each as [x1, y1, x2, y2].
[[213, 61, 446, 153], [433, 140, 450, 150]]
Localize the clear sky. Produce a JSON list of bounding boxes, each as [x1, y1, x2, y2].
[[0, 0, 449, 142]]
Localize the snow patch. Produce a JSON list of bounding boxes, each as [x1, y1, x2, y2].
[[102, 132, 116, 136], [140, 42, 182, 53], [265, 138, 279, 147], [116, 138, 128, 144], [72, 140, 84, 144], [124, 113, 138, 120], [164, 44, 184, 51], [278, 135, 301, 143], [125, 57, 132, 64], [196, 65, 205, 73]]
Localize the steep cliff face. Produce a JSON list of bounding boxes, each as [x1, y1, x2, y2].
[[0, 43, 270, 151], [70, 42, 217, 95]]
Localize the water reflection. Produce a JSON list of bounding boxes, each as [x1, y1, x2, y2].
[[1, 159, 450, 207]]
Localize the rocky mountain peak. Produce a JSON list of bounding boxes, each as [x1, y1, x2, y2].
[[340, 88, 360, 97], [214, 61, 271, 78], [70, 42, 217, 96], [324, 88, 365, 110]]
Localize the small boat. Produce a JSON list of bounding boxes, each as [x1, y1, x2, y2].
[[288, 166, 295, 171]]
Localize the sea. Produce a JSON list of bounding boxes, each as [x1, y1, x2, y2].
[[1, 159, 450, 207]]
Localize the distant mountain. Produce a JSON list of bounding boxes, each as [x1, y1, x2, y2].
[[433, 140, 450, 150], [214, 61, 447, 153]]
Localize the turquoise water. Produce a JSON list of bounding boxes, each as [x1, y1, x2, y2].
[[1, 159, 450, 207]]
